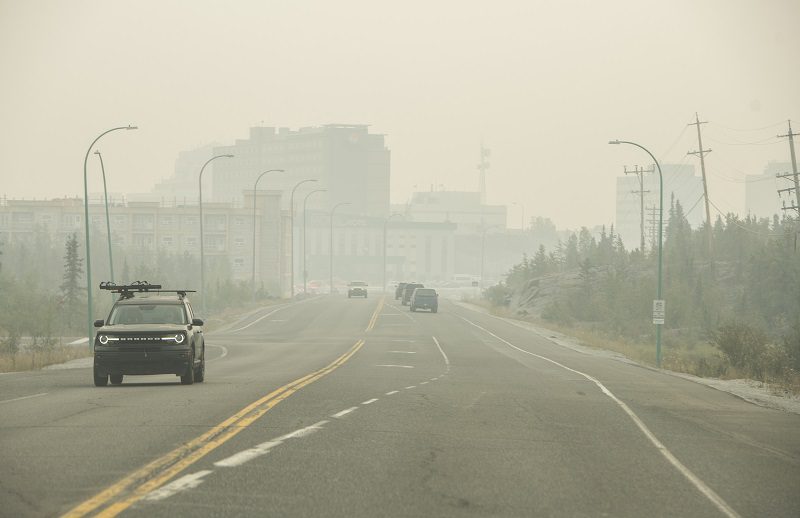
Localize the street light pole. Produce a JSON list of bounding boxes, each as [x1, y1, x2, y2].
[[609, 139, 664, 367], [302, 189, 326, 294], [83, 125, 136, 350], [329, 202, 351, 294], [199, 154, 234, 314], [251, 169, 284, 300], [93, 150, 115, 284], [289, 179, 317, 298], [382, 213, 403, 293]]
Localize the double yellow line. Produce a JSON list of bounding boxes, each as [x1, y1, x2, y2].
[[64, 338, 372, 517]]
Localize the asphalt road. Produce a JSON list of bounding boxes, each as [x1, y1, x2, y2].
[[1, 295, 798, 517]]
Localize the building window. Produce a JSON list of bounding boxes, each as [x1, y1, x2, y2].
[[186, 237, 196, 247], [160, 215, 173, 226], [162, 236, 174, 246], [133, 214, 154, 230], [234, 237, 245, 248], [233, 257, 245, 269]]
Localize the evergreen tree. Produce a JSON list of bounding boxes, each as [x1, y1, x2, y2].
[[60, 233, 84, 331]]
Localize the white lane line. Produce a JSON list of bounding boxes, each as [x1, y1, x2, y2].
[[143, 470, 213, 501], [385, 390, 399, 395], [432, 336, 450, 368], [389, 350, 416, 354], [375, 364, 414, 369], [331, 407, 359, 418], [460, 316, 742, 518], [391, 339, 416, 343], [362, 398, 379, 405], [420, 381, 429, 385], [228, 297, 318, 333], [276, 420, 329, 441], [0, 392, 48, 404], [214, 441, 282, 468], [215, 421, 328, 468], [430, 377, 439, 381], [405, 385, 416, 390], [206, 344, 228, 362], [69, 337, 90, 345]]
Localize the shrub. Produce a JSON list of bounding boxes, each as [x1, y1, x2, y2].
[[712, 321, 767, 374]]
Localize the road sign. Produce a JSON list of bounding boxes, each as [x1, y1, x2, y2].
[[653, 299, 665, 325]]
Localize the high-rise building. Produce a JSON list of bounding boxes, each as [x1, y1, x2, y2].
[[615, 163, 704, 251], [211, 125, 390, 218], [745, 161, 792, 219]]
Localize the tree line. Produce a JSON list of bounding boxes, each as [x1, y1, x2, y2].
[[485, 200, 800, 387]]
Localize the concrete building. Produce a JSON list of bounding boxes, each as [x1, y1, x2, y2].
[[0, 194, 289, 297], [211, 125, 391, 218], [391, 190, 506, 235], [615, 163, 704, 251], [745, 161, 792, 219], [299, 212, 457, 289]]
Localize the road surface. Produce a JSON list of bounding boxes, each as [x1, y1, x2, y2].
[[1, 296, 798, 517]]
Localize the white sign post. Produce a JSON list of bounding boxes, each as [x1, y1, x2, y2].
[[652, 299, 665, 325]]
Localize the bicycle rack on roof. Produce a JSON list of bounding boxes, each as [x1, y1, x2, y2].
[[99, 281, 196, 300]]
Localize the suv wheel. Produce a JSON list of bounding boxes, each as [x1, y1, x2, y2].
[[93, 366, 108, 387], [194, 351, 205, 383], [110, 374, 123, 385], [181, 351, 195, 385]]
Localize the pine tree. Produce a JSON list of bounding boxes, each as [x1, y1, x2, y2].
[[60, 233, 84, 331]]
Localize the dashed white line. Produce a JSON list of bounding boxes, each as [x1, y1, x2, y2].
[[375, 364, 414, 369], [430, 377, 439, 381], [362, 398, 379, 405], [214, 441, 282, 468], [385, 390, 399, 395], [332, 407, 359, 418], [143, 470, 213, 501], [215, 421, 329, 468], [0, 392, 48, 404], [420, 381, 429, 385], [277, 420, 329, 441], [388, 350, 416, 354], [405, 385, 416, 390]]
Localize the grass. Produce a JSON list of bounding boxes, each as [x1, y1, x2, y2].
[[0, 346, 92, 373]]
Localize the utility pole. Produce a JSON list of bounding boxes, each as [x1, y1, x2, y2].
[[688, 112, 713, 254], [646, 205, 659, 251], [624, 165, 652, 252], [777, 120, 800, 217]]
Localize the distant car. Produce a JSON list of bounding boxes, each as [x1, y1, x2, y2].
[[348, 281, 368, 298], [395, 282, 407, 300], [401, 283, 424, 306], [410, 288, 438, 313], [92, 282, 205, 387]]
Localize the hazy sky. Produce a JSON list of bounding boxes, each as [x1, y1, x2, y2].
[[1, 0, 798, 229]]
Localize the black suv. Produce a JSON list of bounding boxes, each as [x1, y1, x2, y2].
[[92, 282, 205, 386], [410, 288, 439, 313], [401, 283, 424, 306], [395, 282, 407, 300]]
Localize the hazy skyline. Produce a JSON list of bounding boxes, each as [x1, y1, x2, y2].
[[1, 0, 798, 230]]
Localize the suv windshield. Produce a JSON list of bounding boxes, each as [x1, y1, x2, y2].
[[414, 289, 436, 297], [108, 304, 187, 325]]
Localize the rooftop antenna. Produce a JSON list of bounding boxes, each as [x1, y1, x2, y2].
[[478, 142, 491, 204]]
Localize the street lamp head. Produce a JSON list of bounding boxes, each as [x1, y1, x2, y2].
[[608, 140, 621, 145], [223, 154, 234, 158], [93, 150, 101, 155], [126, 125, 138, 130]]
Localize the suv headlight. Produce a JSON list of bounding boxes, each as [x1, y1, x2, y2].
[[97, 335, 119, 345], [173, 333, 185, 344]]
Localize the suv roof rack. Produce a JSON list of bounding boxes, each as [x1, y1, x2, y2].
[[99, 281, 196, 300]]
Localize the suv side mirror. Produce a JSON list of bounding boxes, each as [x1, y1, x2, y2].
[[192, 318, 204, 327], [94, 319, 104, 328]]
